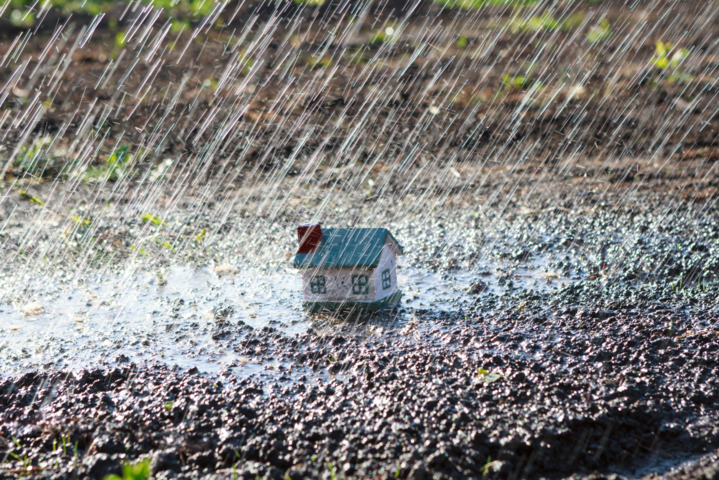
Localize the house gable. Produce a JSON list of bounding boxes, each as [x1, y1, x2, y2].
[[373, 241, 398, 299]]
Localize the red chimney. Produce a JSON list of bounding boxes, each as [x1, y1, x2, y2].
[[297, 223, 322, 253]]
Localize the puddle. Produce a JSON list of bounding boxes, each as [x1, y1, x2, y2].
[[0, 253, 578, 377]]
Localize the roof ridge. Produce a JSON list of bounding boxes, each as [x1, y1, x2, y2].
[[293, 227, 401, 270]]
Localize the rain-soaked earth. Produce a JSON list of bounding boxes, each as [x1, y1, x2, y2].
[[1, 0, 719, 478]]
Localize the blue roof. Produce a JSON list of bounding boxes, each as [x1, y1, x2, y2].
[[293, 228, 403, 269]]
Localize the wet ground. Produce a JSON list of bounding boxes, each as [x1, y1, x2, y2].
[[2, 0, 719, 478], [1, 294, 718, 480], [2, 194, 718, 480], [0, 242, 578, 376]]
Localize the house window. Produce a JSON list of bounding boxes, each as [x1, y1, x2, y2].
[[310, 275, 326, 294], [381, 269, 391, 290], [351, 274, 369, 295]]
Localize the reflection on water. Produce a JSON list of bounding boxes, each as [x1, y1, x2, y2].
[[0, 253, 574, 377]]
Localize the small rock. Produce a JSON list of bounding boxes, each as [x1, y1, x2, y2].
[[213, 305, 235, 320], [213, 264, 239, 277], [468, 281, 488, 294], [21, 301, 43, 316]]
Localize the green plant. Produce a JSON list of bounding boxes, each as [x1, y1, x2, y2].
[[72, 440, 79, 468], [170, 19, 191, 34], [509, 11, 558, 33], [155, 237, 174, 250], [561, 11, 585, 30], [456, 35, 468, 48], [586, 18, 611, 43], [326, 461, 338, 480], [84, 145, 132, 183], [14, 136, 53, 175], [650, 41, 692, 83], [477, 367, 502, 383], [8, 452, 30, 469], [501, 72, 529, 89], [104, 458, 151, 480], [481, 456, 501, 476], [9, 8, 34, 27], [651, 41, 688, 69], [148, 158, 173, 182], [8, 437, 30, 470], [190, 0, 213, 16], [72, 216, 92, 226], [307, 55, 332, 69], [202, 78, 219, 90], [432, 0, 536, 10], [140, 213, 165, 226], [2, 0, 285, 21], [19, 189, 45, 206]]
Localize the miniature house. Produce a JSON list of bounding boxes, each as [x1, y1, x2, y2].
[[293, 224, 404, 311]]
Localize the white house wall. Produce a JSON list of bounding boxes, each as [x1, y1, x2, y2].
[[373, 243, 398, 299], [302, 268, 378, 302], [385, 236, 402, 257]]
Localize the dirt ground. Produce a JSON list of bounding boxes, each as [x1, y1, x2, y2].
[[1, 0, 718, 196]]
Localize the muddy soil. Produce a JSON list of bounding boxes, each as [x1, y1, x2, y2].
[[1, 0, 718, 188], [2, 193, 718, 479], [1, 302, 719, 480]]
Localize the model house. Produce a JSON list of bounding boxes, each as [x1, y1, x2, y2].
[[293, 223, 403, 311]]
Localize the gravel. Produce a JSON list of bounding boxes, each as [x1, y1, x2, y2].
[[2, 297, 718, 479]]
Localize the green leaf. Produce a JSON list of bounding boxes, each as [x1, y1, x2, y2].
[[191, 0, 213, 16], [481, 456, 501, 475], [501, 73, 528, 89], [478, 367, 503, 383], [586, 18, 611, 44], [19, 190, 45, 206], [653, 56, 669, 69], [670, 48, 690, 69], [103, 458, 151, 480], [72, 216, 92, 225], [84, 145, 132, 183], [140, 213, 165, 226], [170, 19, 190, 35]]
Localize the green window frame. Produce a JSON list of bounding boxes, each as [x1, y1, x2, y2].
[[381, 269, 391, 290], [310, 275, 326, 294], [351, 274, 369, 295]]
